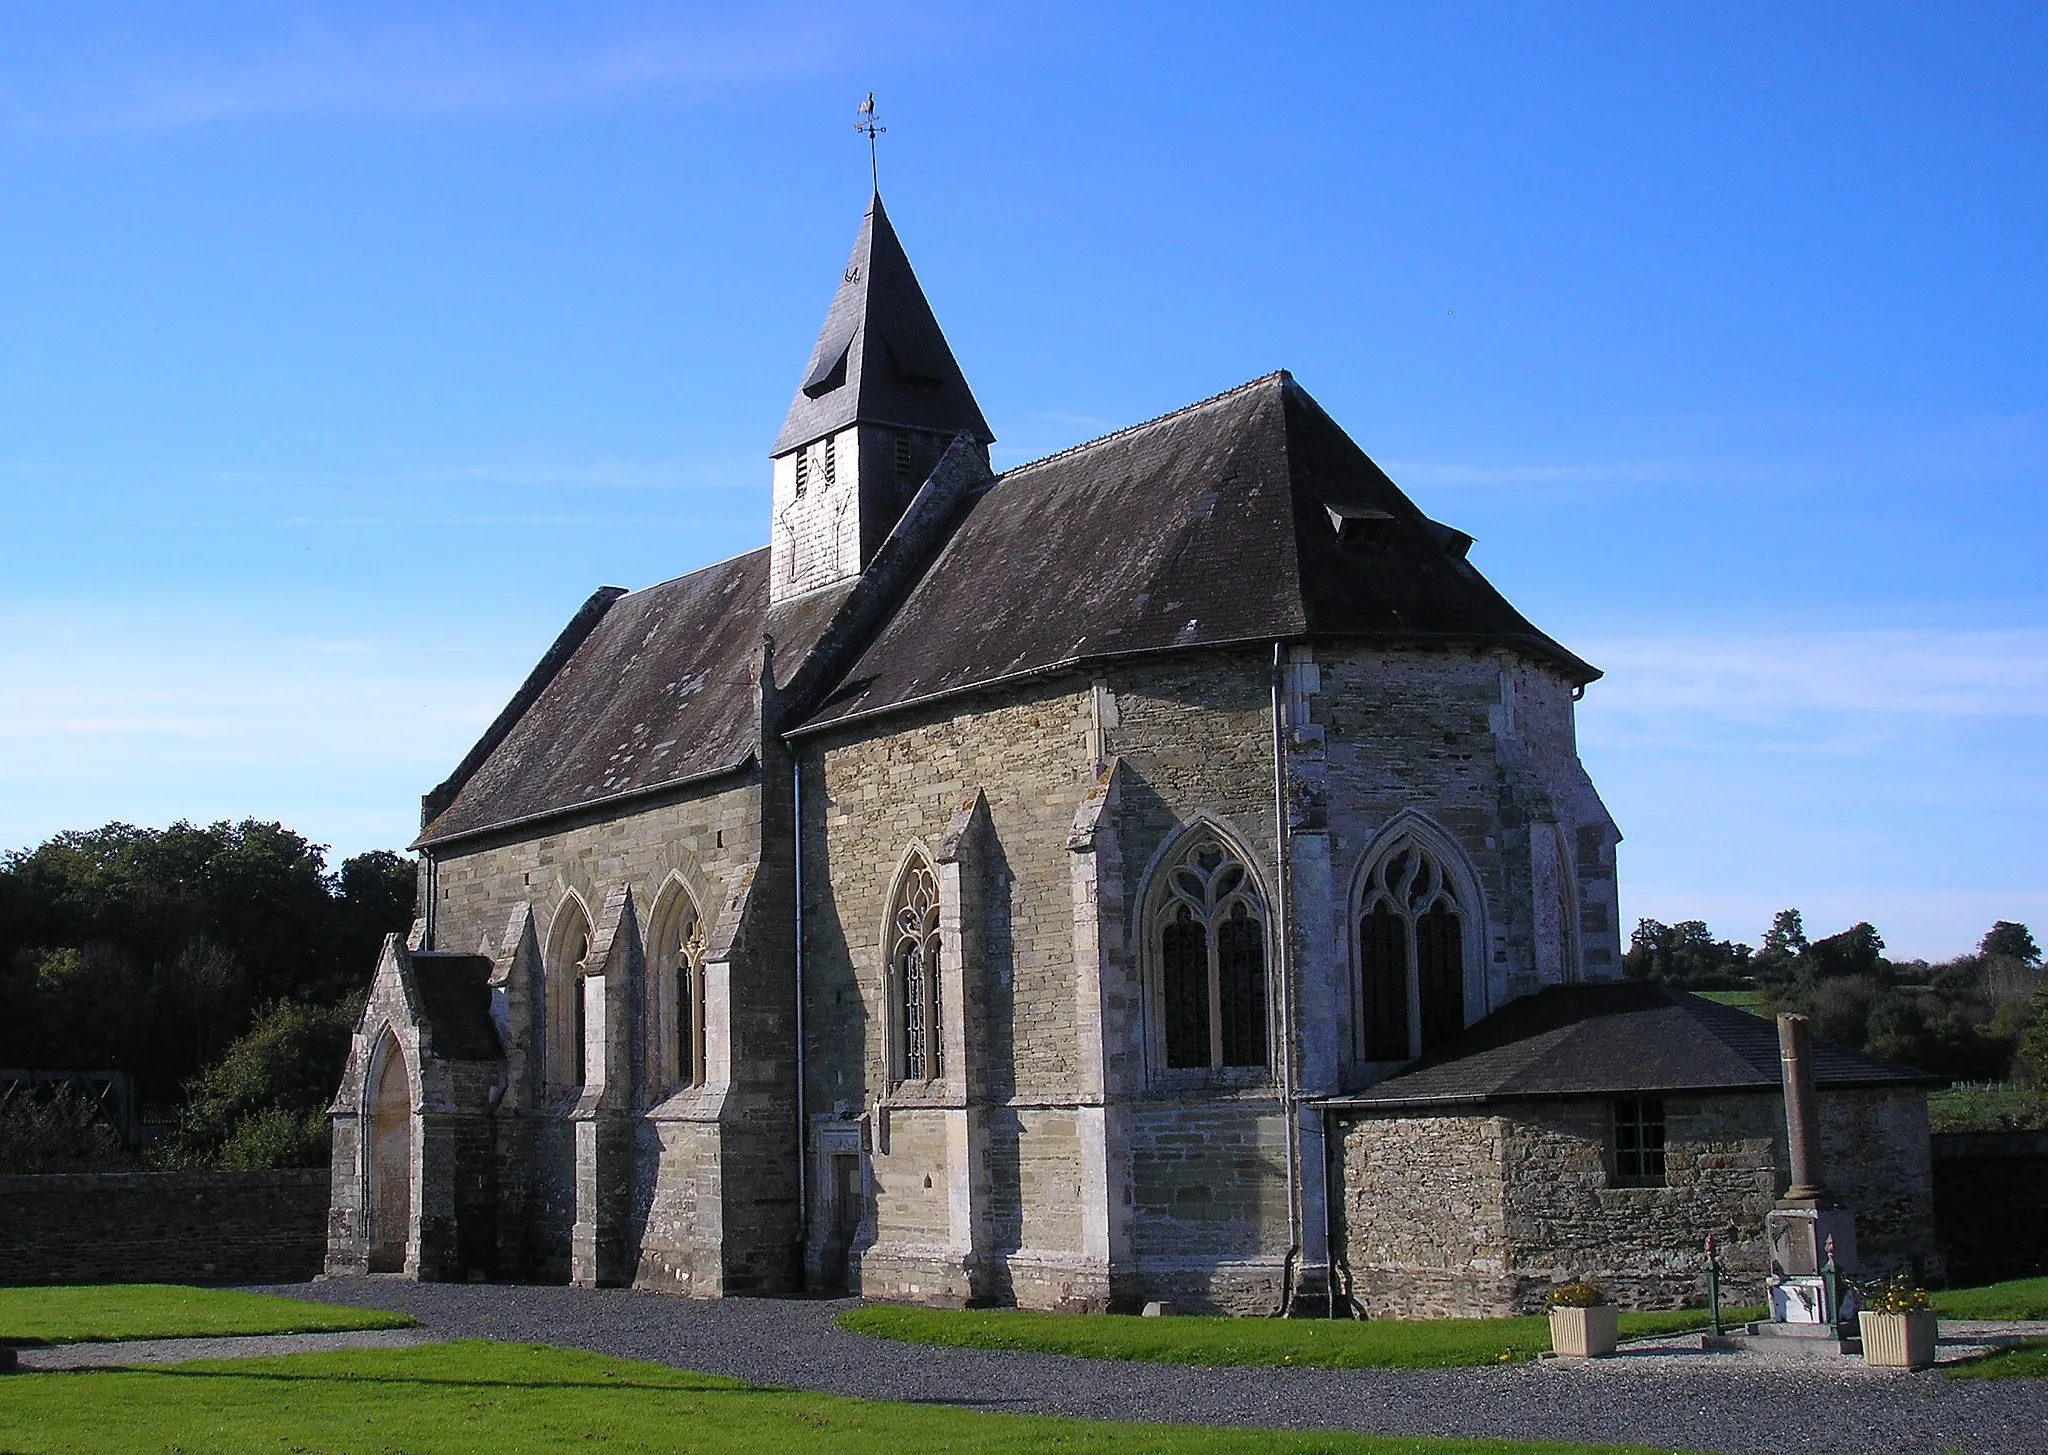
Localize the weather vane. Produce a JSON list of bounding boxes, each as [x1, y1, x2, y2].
[[855, 92, 886, 192]]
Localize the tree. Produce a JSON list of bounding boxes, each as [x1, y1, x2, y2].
[[1980, 921, 2041, 966], [154, 997, 362, 1170], [1804, 922, 1887, 982], [1624, 919, 1753, 987], [0, 820, 413, 1102]]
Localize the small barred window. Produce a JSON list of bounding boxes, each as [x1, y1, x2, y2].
[[895, 432, 913, 484], [795, 451, 809, 498], [1614, 1096, 1667, 1186], [823, 436, 837, 489]]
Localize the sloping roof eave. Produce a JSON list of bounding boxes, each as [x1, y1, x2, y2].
[[414, 751, 757, 852]]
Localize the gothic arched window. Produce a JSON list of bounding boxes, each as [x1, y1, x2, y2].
[[890, 856, 942, 1083], [1157, 835, 1269, 1071], [1358, 839, 1469, 1060], [650, 886, 704, 1095], [546, 898, 594, 1093]]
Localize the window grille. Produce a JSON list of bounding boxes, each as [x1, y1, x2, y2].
[[891, 858, 943, 1081], [1357, 840, 1469, 1061], [1156, 837, 1269, 1070], [1614, 1096, 1667, 1186]]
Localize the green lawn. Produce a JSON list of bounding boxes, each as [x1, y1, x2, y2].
[[1946, 1342, 2048, 1380], [0, 1341, 1698, 1455], [837, 1303, 1766, 1370], [1691, 990, 1767, 1016], [1932, 1277, 2048, 1321], [0, 1284, 413, 1346]]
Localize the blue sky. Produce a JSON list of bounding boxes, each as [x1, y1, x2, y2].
[[1, 3, 2042, 959]]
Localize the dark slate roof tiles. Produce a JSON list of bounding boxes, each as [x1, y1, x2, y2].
[[417, 552, 850, 846], [408, 952, 501, 1061], [772, 194, 993, 455], [797, 372, 1592, 732], [1330, 982, 1937, 1108]]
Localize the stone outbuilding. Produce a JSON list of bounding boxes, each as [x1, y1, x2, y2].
[[326, 190, 1938, 1314], [1326, 982, 1942, 1316]]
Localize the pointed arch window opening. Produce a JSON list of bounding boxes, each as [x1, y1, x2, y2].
[[1157, 837, 1270, 1071], [891, 858, 943, 1083], [1358, 841, 1470, 1062], [674, 912, 707, 1091], [545, 899, 595, 1096]]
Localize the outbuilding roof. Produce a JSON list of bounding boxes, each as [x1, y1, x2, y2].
[[1324, 981, 1939, 1110]]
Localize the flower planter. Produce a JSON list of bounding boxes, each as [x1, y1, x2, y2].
[[1548, 1305, 1620, 1358], [1859, 1309, 1938, 1369]]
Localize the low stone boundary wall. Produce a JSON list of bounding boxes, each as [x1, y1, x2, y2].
[[1932, 1131, 2048, 1286], [0, 1169, 328, 1286]]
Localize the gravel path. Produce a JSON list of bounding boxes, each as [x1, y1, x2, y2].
[[15, 1327, 436, 1371], [243, 1279, 2043, 1455]]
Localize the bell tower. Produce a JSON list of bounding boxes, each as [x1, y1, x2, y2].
[[769, 195, 993, 602]]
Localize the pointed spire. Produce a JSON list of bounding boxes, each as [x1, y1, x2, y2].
[[772, 194, 993, 457]]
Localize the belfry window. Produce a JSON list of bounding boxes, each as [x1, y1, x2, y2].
[[823, 436, 838, 489], [890, 856, 943, 1082], [1157, 836, 1269, 1071], [1357, 839, 1469, 1061], [895, 432, 913, 485], [795, 451, 810, 498]]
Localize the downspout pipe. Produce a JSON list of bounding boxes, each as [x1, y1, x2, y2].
[[792, 756, 809, 1280], [1270, 640, 1300, 1316]]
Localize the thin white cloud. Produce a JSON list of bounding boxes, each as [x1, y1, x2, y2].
[[1583, 629, 2048, 724], [0, 5, 862, 133], [1387, 412, 2045, 498], [0, 606, 519, 851]]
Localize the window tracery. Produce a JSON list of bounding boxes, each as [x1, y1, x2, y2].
[[1357, 837, 1469, 1061], [1156, 835, 1269, 1071], [890, 856, 942, 1082], [649, 886, 705, 1096]]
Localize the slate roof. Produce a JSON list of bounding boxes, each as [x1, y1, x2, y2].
[[416, 551, 850, 847], [408, 952, 502, 1061], [1325, 982, 1938, 1110], [796, 372, 1595, 732], [772, 194, 993, 456]]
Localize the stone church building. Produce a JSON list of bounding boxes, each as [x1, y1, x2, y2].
[[326, 195, 1941, 1314]]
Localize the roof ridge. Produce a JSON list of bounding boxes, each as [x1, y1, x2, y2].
[[1001, 370, 1292, 479]]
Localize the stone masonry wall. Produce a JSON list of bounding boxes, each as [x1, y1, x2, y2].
[[1337, 1087, 1941, 1318], [418, 772, 793, 1292], [0, 1170, 328, 1286]]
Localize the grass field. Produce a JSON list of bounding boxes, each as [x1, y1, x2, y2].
[[837, 1303, 1767, 1370], [1946, 1342, 2048, 1380], [0, 1284, 414, 1346], [1932, 1277, 2048, 1321], [1690, 990, 1767, 1016], [0, 1340, 1701, 1455]]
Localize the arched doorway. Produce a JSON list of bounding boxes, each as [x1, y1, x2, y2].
[[367, 1034, 412, 1273]]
